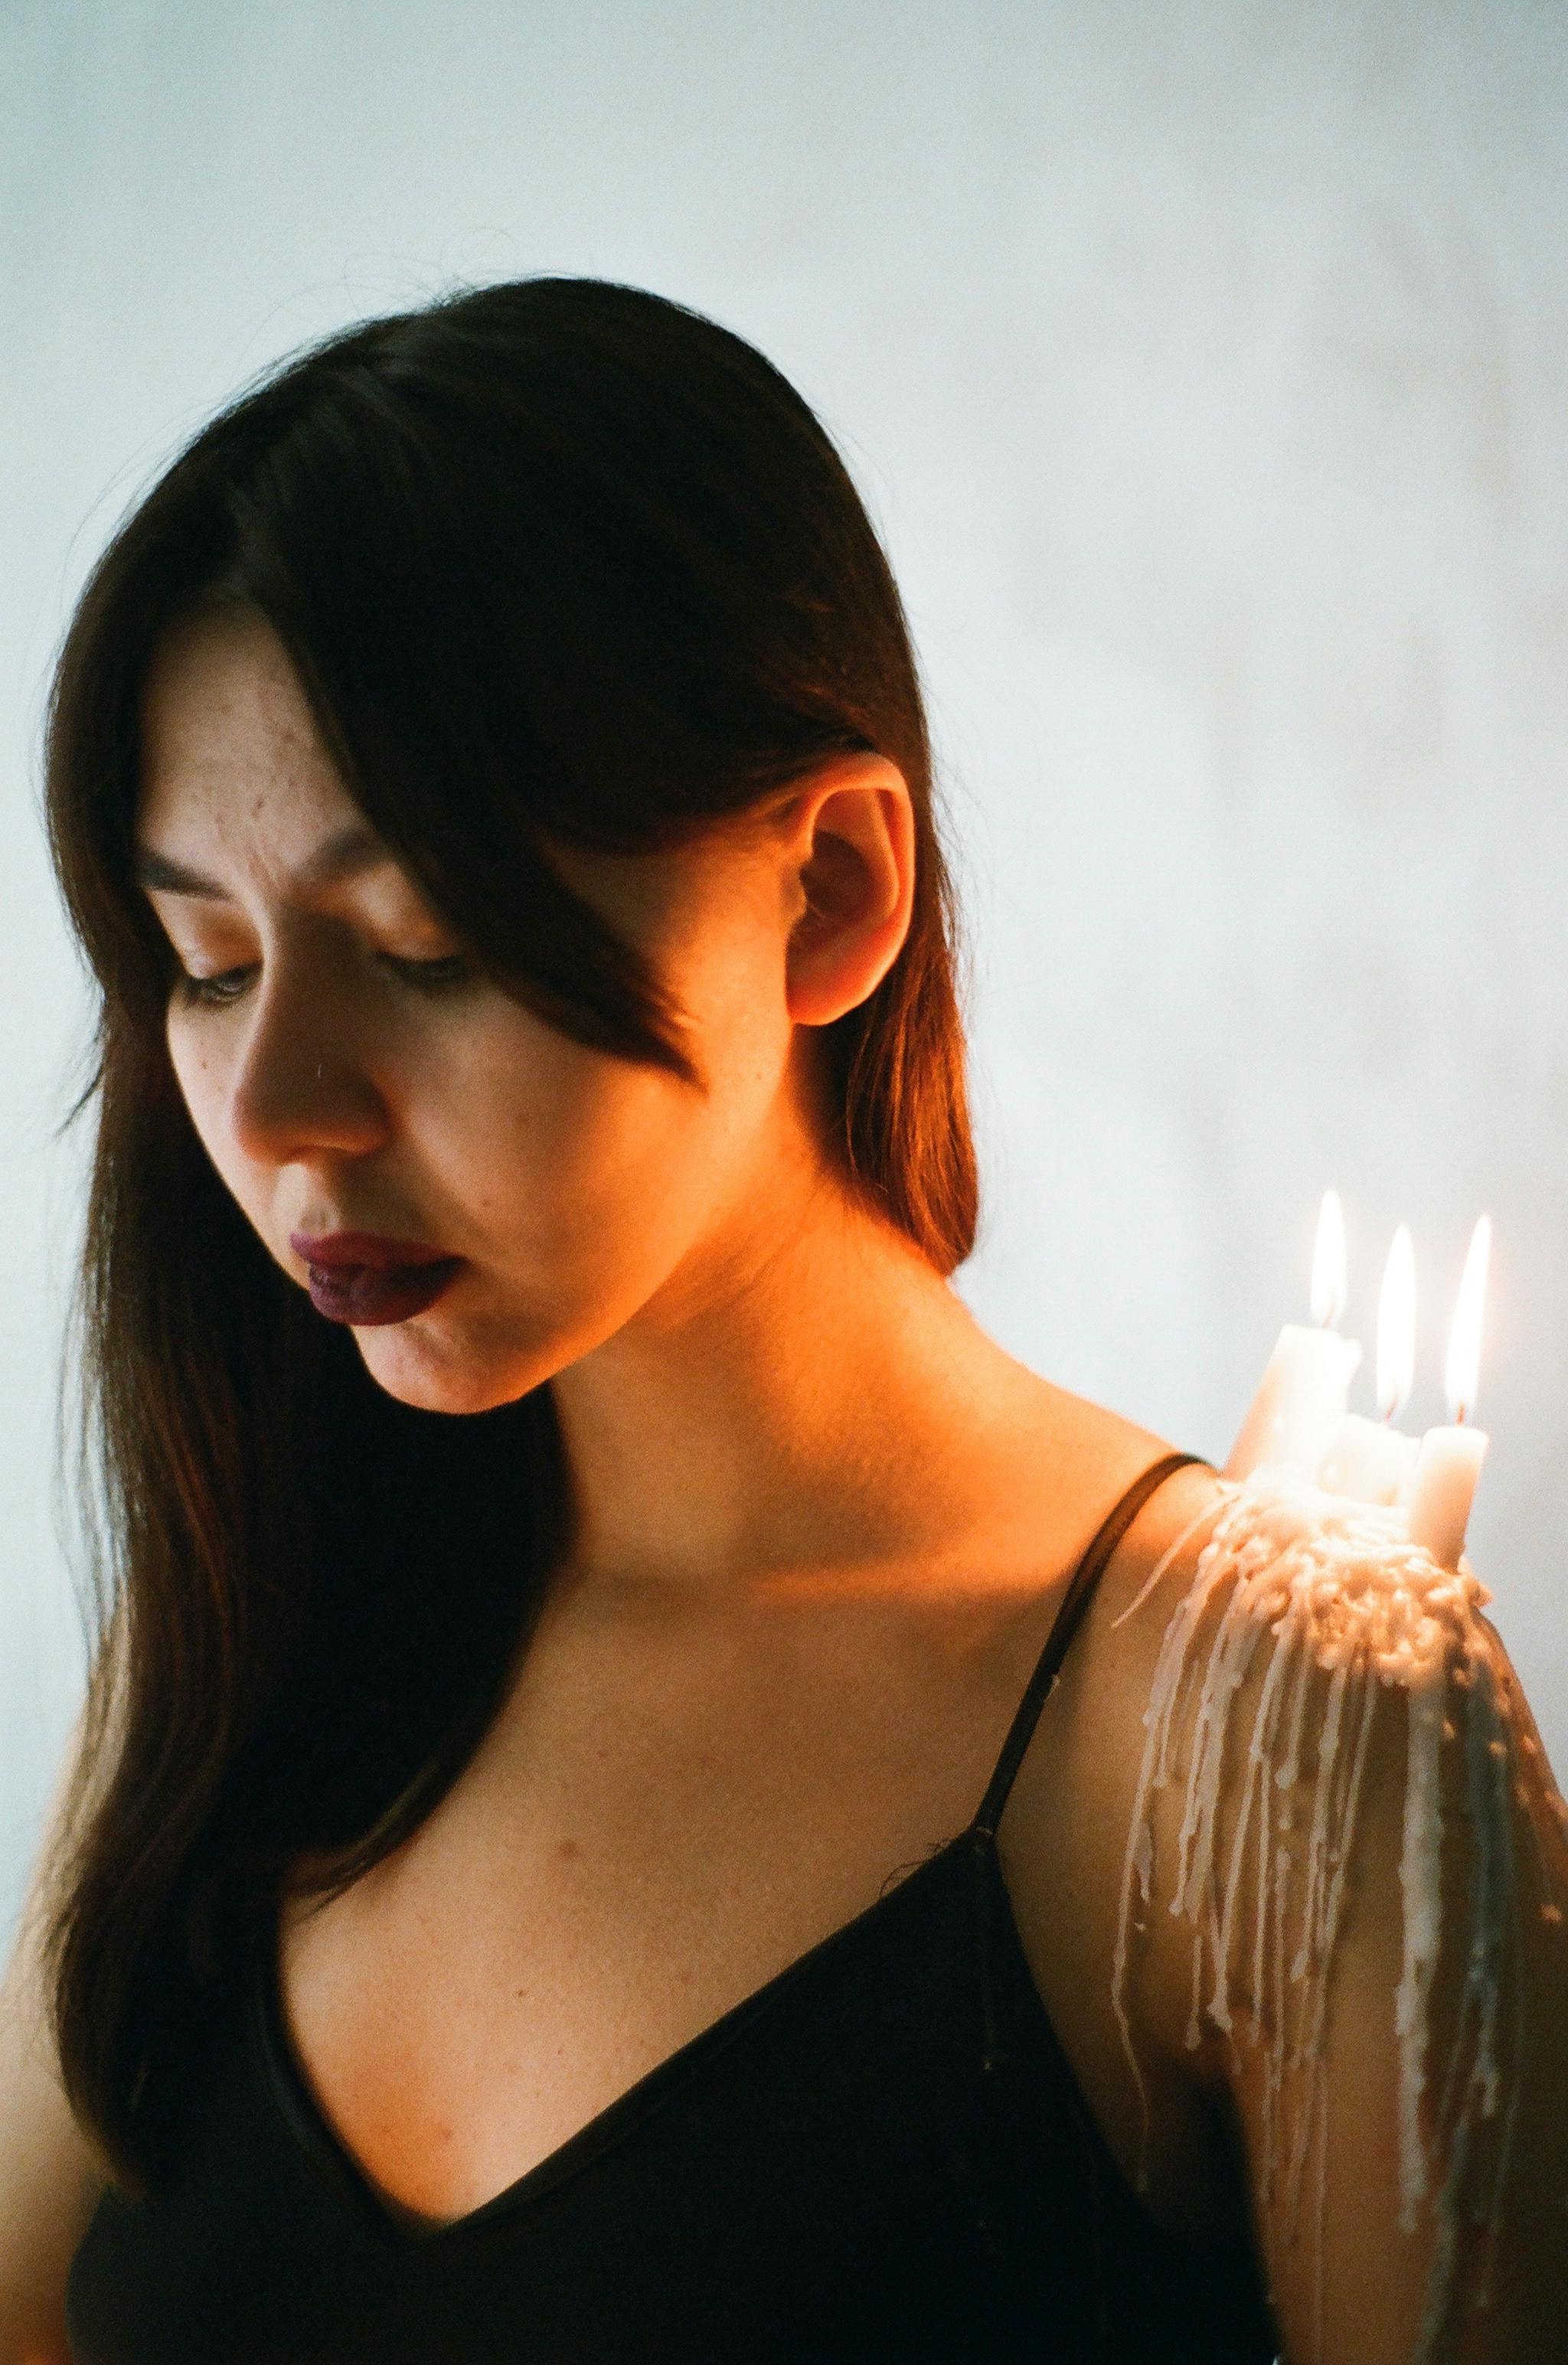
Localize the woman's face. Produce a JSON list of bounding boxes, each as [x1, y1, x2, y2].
[[135, 607, 844, 1415]]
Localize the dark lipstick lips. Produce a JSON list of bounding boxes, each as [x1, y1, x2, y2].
[[289, 1230, 464, 1327], [290, 1230, 452, 1269]]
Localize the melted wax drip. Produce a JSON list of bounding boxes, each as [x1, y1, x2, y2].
[[1110, 1465, 1565, 2363]]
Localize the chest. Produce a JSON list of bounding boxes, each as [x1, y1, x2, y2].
[[275, 1592, 1036, 2230], [76, 1828, 1280, 2365]]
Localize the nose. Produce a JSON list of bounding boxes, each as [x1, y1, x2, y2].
[[224, 965, 390, 1169]]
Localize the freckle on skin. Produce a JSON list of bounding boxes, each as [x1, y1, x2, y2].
[[557, 1837, 580, 1861]]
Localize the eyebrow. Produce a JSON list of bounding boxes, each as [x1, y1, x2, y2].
[[132, 822, 394, 900]]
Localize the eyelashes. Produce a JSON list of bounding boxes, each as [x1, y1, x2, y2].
[[172, 952, 474, 1009]]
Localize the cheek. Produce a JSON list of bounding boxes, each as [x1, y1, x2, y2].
[[455, 1038, 716, 1256], [450, 998, 780, 1274], [166, 1023, 250, 1194], [364, 1052, 718, 1406]]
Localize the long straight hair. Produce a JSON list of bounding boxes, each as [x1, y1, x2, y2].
[[38, 276, 978, 2196]]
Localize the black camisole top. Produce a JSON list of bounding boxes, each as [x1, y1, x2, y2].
[[67, 1450, 1279, 2363]]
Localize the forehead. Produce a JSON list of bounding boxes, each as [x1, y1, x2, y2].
[[137, 606, 362, 850]]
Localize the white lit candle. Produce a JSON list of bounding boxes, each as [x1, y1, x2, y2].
[[1226, 1191, 1363, 1480], [1406, 1217, 1491, 1570], [1315, 1223, 1420, 1507]]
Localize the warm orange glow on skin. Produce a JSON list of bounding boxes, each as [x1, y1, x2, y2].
[[136, 606, 1022, 1595], [136, 610, 906, 1410]]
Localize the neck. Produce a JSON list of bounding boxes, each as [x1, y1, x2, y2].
[[546, 1170, 1035, 1606]]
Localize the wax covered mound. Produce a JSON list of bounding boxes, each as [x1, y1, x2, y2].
[[1110, 1465, 1564, 2365]]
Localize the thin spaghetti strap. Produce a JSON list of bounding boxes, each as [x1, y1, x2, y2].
[[972, 1450, 1208, 1838]]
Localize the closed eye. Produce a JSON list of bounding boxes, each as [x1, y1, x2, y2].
[[172, 953, 474, 1009]]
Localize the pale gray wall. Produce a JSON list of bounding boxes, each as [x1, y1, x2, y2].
[[4, 0, 1566, 1939]]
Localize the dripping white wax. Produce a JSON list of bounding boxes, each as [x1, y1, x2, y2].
[[1110, 1466, 1530, 2365]]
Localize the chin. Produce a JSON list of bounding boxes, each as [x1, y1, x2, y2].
[[354, 1328, 547, 1416]]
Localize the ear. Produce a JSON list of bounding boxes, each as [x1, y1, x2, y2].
[[777, 755, 915, 1028]]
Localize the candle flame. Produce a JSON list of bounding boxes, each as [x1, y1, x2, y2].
[[1376, 1224, 1416, 1423], [1311, 1190, 1348, 1329], [1446, 1215, 1491, 1423]]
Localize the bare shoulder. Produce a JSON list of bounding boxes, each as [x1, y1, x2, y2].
[[990, 1405, 1245, 2236], [0, 1709, 116, 2364], [1001, 1444, 1568, 2356], [0, 1917, 109, 2363]]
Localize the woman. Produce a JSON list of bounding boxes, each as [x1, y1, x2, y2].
[[0, 277, 1560, 2363]]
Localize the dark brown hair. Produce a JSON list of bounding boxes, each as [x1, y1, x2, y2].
[[38, 275, 977, 2194]]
